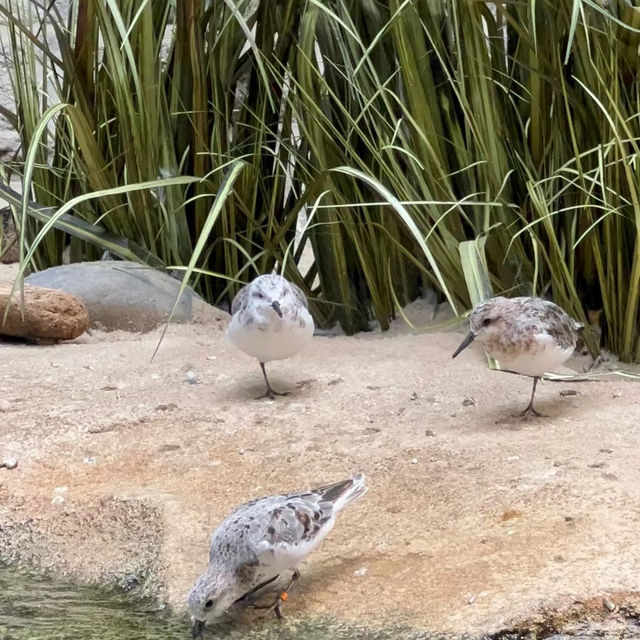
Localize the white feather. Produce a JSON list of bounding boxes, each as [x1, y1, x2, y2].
[[492, 333, 575, 377]]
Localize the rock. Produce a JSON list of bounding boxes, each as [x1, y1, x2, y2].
[[25, 261, 228, 332], [0, 458, 18, 469], [184, 370, 200, 385], [51, 486, 68, 506], [0, 282, 88, 341]]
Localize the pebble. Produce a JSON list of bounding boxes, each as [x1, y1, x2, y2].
[[83, 457, 97, 465], [424, 429, 436, 437], [411, 458, 418, 465], [353, 567, 368, 577], [603, 597, 616, 612], [1, 458, 18, 470], [185, 370, 200, 384], [462, 397, 476, 406], [559, 389, 580, 397], [158, 444, 180, 453], [52, 486, 68, 506], [155, 403, 178, 412]]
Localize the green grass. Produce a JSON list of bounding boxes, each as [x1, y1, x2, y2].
[[2, 0, 640, 359]]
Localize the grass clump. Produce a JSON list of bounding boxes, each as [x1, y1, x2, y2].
[[1, 1, 640, 359]]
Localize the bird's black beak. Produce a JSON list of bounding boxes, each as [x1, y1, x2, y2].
[[191, 618, 206, 639], [271, 300, 283, 318], [452, 331, 475, 358]]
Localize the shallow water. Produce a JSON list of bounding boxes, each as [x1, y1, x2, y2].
[[0, 566, 637, 640], [0, 565, 448, 640]]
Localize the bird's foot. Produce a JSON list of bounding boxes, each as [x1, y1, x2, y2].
[[249, 592, 288, 619], [254, 388, 290, 400], [248, 569, 299, 619], [515, 406, 547, 419]]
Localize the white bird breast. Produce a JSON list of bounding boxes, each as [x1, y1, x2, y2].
[[253, 516, 336, 579], [227, 307, 314, 363], [490, 333, 575, 377]]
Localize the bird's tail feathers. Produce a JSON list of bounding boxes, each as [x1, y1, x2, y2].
[[319, 473, 367, 511]]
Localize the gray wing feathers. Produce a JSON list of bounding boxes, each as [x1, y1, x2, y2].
[[230, 285, 249, 316], [288, 281, 309, 310], [262, 498, 329, 546], [258, 474, 367, 546], [506, 297, 580, 350], [210, 475, 367, 563]]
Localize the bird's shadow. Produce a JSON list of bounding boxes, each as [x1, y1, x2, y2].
[[465, 370, 582, 429], [227, 374, 311, 403]]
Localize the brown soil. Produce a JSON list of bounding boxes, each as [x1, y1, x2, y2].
[[0, 263, 639, 636]]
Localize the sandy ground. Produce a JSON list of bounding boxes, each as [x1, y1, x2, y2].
[[1, 263, 640, 636]]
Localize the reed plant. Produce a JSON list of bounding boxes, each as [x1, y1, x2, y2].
[[2, 0, 640, 359]]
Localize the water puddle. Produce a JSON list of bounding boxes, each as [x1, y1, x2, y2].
[[0, 566, 637, 639]]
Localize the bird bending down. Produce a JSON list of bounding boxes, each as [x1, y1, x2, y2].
[[452, 296, 583, 417], [187, 474, 368, 638], [227, 274, 314, 399]]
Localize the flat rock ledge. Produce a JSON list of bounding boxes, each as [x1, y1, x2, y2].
[[0, 282, 88, 341]]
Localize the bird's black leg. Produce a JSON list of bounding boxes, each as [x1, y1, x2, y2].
[[518, 376, 546, 418], [250, 569, 301, 620], [254, 362, 290, 400], [234, 574, 281, 607]]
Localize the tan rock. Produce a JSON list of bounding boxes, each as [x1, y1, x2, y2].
[[0, 282, 89, 341]]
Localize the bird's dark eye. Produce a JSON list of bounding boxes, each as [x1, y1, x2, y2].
[[254, 291, 264, 299], [482, 318, 492, 327], [204, 599, 214, 609]]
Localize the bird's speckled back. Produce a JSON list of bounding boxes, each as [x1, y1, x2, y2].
[[470, 296, 583, 351]]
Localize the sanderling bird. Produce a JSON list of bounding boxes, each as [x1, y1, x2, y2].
[[187, 473, 367, 637], [227, 274, 314, 399], [452, 296, 584, 416]]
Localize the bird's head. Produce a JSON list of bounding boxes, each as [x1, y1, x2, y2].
[[248, 275, 302, 320], [187, 568, 238, 637], [452, 297, 510, 358]]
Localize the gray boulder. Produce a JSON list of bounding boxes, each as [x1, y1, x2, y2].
[[25, 261, 228, 332]]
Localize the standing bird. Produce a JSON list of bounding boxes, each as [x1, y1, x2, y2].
[[187, 474, 368, 638], [452, 296, 584, 416], [227, 274, 314, 399]]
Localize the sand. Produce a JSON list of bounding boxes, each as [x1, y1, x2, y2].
[[0, 263, 639, 636]]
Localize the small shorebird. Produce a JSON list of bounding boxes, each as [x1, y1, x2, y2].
[[227, 274, 314, 399], [187, 474, 367, 637], [452, 296, 584, 416]]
